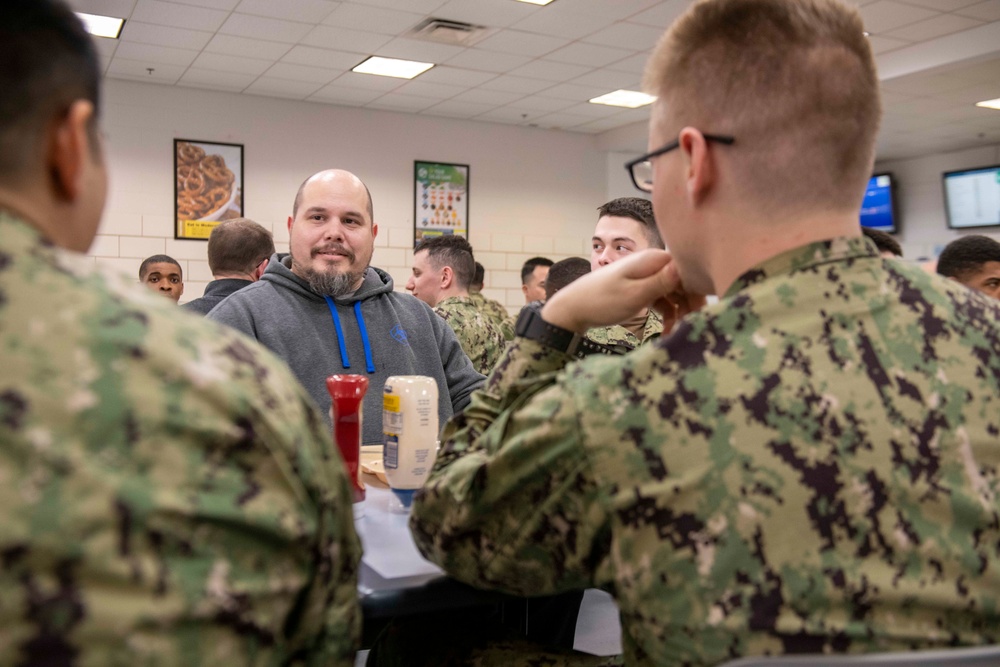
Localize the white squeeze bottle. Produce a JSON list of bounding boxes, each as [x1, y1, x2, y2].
[[382, 376, 439, 508]]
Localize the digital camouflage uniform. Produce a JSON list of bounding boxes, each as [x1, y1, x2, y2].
[[435, 295, 509, 376], [586, 309, 663, 353], [0, 212, 361, 666], [470, 291, 515, 340], [412, 237, 1000, 666]]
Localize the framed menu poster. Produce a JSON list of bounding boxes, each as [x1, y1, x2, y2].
[[174, 139, 244, 240], [414, 161, 469, 246]]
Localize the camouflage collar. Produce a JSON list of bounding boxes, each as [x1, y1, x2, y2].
[[0, 210, 52, 256], [724, 236, 879, 298]]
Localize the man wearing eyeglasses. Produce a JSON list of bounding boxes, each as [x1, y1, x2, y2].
[[409, 0, 1000, 664], [183, 217, 275, 315]]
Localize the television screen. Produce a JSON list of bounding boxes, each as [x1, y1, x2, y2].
[[944, 165, 1000, 229], [860, 173, 897, 233]]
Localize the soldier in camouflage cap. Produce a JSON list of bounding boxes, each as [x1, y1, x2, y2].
[[406, 236, 508, 376], [587, 197, 665, 352], [411, 0, 1000, 665], [0, 2, 360, 664]]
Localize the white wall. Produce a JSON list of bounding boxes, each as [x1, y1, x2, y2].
[[875, 143, 1000, 260], [90, 79, 608, 310]]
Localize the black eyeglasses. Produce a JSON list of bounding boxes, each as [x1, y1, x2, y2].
[[624, 134, 735, 193]]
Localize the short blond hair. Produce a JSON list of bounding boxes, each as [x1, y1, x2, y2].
[[644, 0, 880, 214]]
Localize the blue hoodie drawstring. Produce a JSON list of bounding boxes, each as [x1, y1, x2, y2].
[[324, 296, 376, 374], [354, 301, 376, 373]]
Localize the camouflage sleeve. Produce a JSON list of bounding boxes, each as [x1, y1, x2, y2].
[[410, 338, 610, 596], [429, 308, 486, 412]]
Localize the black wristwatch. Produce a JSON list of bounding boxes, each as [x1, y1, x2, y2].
[[514, 308, 621, 359]]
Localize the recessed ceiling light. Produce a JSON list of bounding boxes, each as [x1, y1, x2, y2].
[[589, 89, 656, 109], [352, 56, 434, 79], [515, 0, 557, 5], [975, 97, 1000, 111], [75, 12, 125, 39]]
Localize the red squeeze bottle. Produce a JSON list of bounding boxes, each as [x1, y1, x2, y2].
[[326, 374, 368, 503]]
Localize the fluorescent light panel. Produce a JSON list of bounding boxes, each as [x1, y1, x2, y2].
[[516, 0, 557, 5], [975, 97, 1000, 111], [589, 89, 656, 109], [75, 12, 125, 39], [352, 56, 434, 79]]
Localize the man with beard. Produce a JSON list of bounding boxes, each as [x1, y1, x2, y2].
[[209, 169, 483, 445]]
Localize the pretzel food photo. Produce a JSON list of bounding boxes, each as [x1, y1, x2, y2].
[[175, 141, 238, 222]]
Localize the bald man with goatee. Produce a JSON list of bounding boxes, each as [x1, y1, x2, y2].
[[209, 169, 483, 445]]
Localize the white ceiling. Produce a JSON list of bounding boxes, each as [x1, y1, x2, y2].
[[69, 0, 1000, 160]]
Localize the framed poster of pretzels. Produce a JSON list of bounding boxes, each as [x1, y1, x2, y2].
[[174, 139, 244, 240], [414, 160, 469, 246]]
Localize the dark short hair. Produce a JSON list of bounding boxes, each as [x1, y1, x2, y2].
[[520, 257, 554, 285], [292, 173, 374, 222], [0, 0, 101, 184], [139, 255, 183, 281], [862, 227, 902, 257], [414, 235, 475, 290], [597, 198, 663, 250], [545, 257, 590, 300], [472, 262, 485, 290], [208, 218, 275, 275], [937, 235, 1000, 280]]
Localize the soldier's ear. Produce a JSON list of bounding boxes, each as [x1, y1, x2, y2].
[[440, 266, 453, 289]]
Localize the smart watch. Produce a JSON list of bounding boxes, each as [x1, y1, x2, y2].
[[513, 308, 621, 359]]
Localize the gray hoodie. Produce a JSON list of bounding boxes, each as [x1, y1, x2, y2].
[[208, 253, 484, 445]]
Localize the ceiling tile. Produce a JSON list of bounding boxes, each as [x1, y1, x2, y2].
[[449, 88, 525, 105], [883, 13, 983, 41], [219, 13, 314, 43], [582, 22, 664, 50], [67, 0, 138, 18], [560, 102, 629, 119], [280, 45, 364, 69], [955, 0, 1000, 20], [300, 25, 393, 53], [204, 33, 293, 60], [322, 3, 423, 34], [571, 68, 640, 89], [443, 49, 532, 73], [476, 107, 538, 123], [131, 0, 230, 31], [107, 58, 185, 83], [178, 67, 258, 91], [512, 5, 623, 40], [308, 83, 385, 104], [421, 100, 494, 118], [244, 77, 324, 98], [509, 60, 591, 82], [539, 81, 610, 101], [431, 0, 539, 27], [192, 51, 274, 75], [330, 71, 405, 92], [573, 117, 633, 134], [345, 0, 448, 13], [234, 0, 338, 23], [92, 36, 121, 59], [543, 42, 634, 68], [475, 30, 569, 57], [509, 95, 577, 112], [867, 34, 912, 54], [571, 0, 664, 21], [393, 80, 465, 99], [626, 0, 690, 28], [263, 62, 342, 83], [114, 41, 200, 66], [158, 0, 239, 9], [858, 1, 939, 33], [530, 111, 596, 130], [415, 66, 496, 87], [374, 37, 467, 63], [120, 21, 214, 50], [947, 58, 1000, 84], [367, 93, 440, 112], [603, 52, 650, 76], [478, 75, 552, 94], [896, 0, 981, 9]]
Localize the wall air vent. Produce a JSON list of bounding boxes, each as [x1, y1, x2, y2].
[[408, 18, 492, 46]]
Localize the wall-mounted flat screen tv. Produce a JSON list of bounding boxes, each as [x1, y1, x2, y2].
[[943, 164, 1000, 229], [860, 173, 898, 233]]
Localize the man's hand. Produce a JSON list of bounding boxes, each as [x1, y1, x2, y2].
[[540, 250, 705, 334]]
